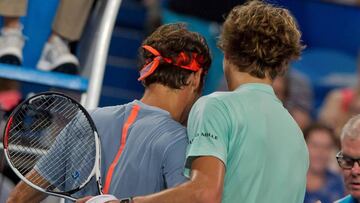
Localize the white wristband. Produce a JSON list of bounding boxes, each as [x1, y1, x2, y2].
[[85, 194, 118, 203]]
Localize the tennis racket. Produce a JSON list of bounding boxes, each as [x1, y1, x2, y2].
[[3, 92, 103, 201]]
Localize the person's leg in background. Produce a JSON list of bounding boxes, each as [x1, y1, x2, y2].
[[0, 1, 25, 190], [37, 0, 94, 74], [0, 0, 27, 65]]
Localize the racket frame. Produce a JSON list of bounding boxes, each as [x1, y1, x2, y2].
[[3, 92, 103, 201]]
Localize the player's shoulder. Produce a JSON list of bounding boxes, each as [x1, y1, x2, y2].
[[208, 91, 237, 100], [133, 105, 187, 138], [145, 116, 187, 150], [193, 91, 234, 111], [135, 105, 184, 131], [89, 104, 127, 122], [156, 117, 187, 137]]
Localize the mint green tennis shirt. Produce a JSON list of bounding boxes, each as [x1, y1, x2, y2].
[[185, 83, 309, 203]]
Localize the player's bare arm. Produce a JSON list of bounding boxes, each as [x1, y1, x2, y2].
[[7, 170, 47, 203]]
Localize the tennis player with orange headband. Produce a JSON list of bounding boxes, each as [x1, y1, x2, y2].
[[7, 23, 211, 202]]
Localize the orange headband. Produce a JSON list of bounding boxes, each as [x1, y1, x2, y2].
[[138, 45, 203, 81]]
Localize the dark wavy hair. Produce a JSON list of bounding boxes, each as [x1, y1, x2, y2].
[[139, 23, 212, 89], [218, 1, 304, 80], [304, 123, 338, 148]]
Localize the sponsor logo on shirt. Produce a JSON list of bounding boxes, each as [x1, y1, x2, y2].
[[189, 132, 218, 144]]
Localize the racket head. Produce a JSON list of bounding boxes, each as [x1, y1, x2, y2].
[[3, 92, 102, 200]]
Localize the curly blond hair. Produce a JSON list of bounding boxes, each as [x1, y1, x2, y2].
[[218, 1, 304, 79]]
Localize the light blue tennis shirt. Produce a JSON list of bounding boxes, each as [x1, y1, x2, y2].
[[185, 83, 309, 203], [36, 100, 188, 200]]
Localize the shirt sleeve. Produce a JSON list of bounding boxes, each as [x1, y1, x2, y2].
[[162, 129, 189, 188], [184, 96, 230, 177]]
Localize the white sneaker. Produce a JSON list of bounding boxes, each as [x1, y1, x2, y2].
[[0, 26, 24, 65], [37, 35, 79, 74]]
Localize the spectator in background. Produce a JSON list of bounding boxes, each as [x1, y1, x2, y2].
[[335, 115, 360, 203], [0, 79, 20, 203], [0, 79, 21, 114], [0, 79, 22, 198], [304, 123, 345, 203], [325, 0, 360, 6], [0, 0, 94, 74], [273, 70, 313, 130], [319, 53, 360, 138]]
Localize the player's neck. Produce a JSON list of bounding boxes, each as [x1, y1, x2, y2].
[[226, 67, 272, 91], [140, 84, 188, 123]]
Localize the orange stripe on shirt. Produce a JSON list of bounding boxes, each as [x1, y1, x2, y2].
[[103, 104, 141, 194]]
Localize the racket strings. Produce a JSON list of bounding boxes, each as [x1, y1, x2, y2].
[[9, 96, 77, 147], [8, 98, 80, 174], [12, 104, 94, 191], [7, 97, 70, 172], [8, 97, 79, 160], [6, 94, 97, 193], [8, 95, 72, 169], [49, 120, 95, 191], [10, 103, 79, 162], [28, 131, 94, 191], [30, 119, 95, 190], [9, 99, 70, 152]]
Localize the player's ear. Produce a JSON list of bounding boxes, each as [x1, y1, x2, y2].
[[191, 69, 203, 91]]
